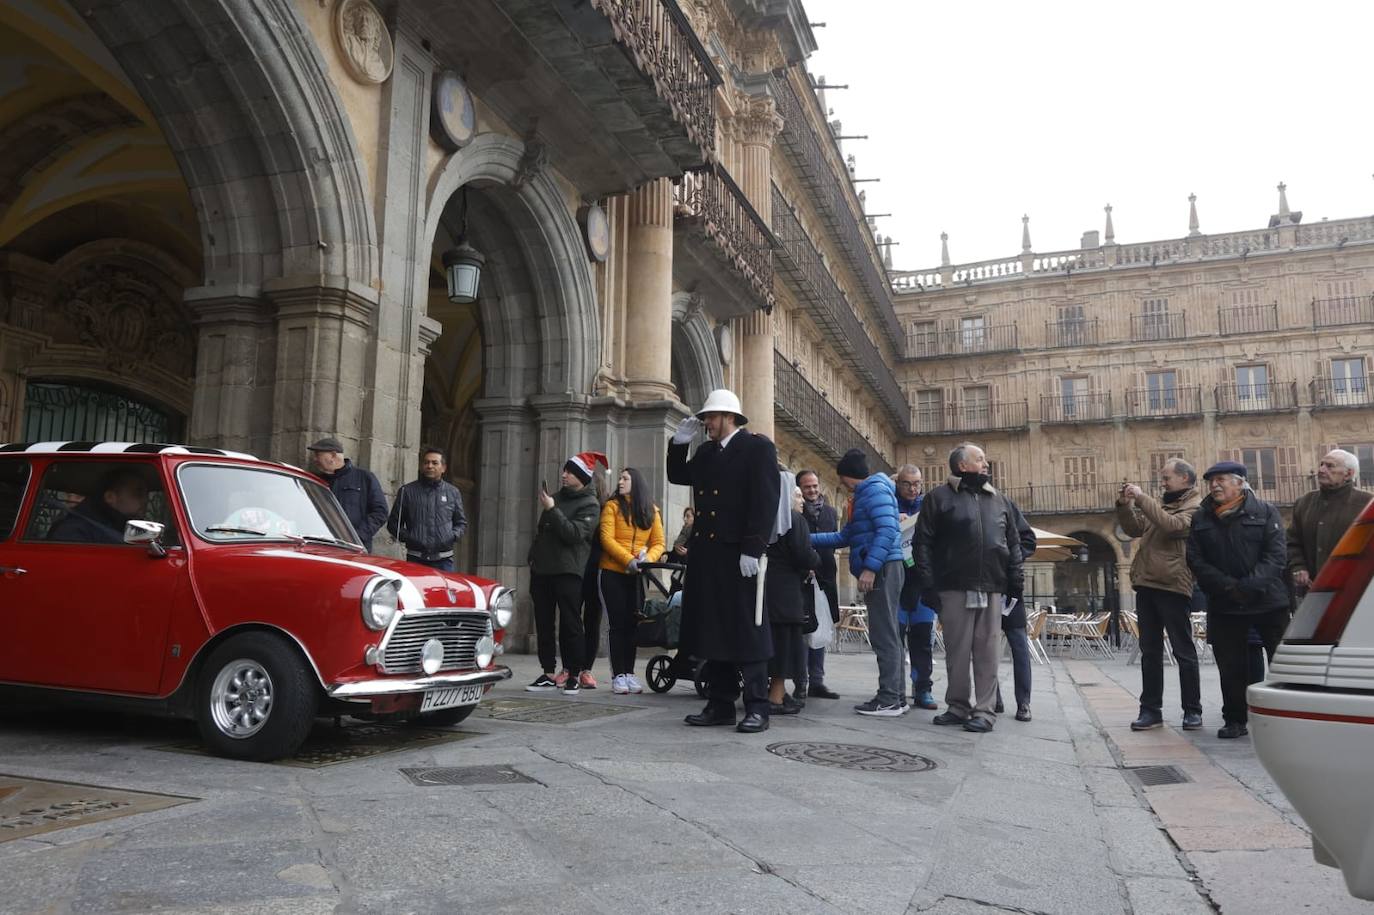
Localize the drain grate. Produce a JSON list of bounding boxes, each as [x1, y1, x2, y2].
[[1126, 765, 1190, 787], [766, 742, 937, 773], [399, 765, 538, 787]]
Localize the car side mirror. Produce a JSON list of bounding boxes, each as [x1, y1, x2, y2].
[[125, 520, 167, 558]]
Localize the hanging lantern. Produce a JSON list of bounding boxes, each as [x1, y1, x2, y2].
[[444, 242, 485, 304]]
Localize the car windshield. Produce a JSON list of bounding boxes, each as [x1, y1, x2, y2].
[[178, 463, 360, 546]]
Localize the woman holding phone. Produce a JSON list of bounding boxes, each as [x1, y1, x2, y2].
[[598, 467, 666, 694]]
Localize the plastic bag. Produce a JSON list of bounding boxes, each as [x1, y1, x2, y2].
[[808, 580, 833, 649]]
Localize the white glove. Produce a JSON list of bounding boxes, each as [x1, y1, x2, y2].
[[739, 554, 760, 577], [626, 558, 639, 574], [637, 549, 647, 562], [672, 416, 702, 444]]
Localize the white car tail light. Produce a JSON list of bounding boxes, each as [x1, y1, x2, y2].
[[1286, 500, 1374, 644]]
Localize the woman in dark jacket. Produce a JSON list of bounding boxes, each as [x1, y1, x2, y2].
[[767, 484, 819, 714], [1186, 463, 1290, 739]]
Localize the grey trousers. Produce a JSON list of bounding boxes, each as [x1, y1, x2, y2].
[[865, 561, 906, 705], [939, 590, 1003, 721]]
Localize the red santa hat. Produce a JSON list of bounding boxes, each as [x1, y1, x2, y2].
[[564, 450, 608, 484]]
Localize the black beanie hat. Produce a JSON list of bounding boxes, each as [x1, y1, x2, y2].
[[836, 448, 869, 480]]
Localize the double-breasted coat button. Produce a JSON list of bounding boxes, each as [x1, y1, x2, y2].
[[713, 489, 719, 495], [697, 489, 704, 496], [710, 533, 715, 539], [710, 511, 716, 517]]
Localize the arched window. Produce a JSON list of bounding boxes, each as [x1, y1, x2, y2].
[[21, 381, 181, 443]]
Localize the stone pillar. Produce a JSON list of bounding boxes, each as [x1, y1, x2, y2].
[[735, 95, 782, 222], [184, 289, 276, 455], [737, 309, 775, 440], [623, 179, 676, 401], [1116, 561, 1135, 613]]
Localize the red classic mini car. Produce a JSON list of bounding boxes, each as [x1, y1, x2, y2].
[[0, 443, 513, 761]]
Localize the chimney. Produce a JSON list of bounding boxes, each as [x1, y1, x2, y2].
[[1080, 229, 1100, 249]]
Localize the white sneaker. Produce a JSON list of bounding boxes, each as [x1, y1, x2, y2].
[[611, 674, 630, 694], [625, 674, 644, 694]]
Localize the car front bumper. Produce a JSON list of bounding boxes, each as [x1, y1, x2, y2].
[[1249, 680, 1374, 900], [327, 665, 512, 699]]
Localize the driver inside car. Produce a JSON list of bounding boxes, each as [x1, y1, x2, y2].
[[47, 468, 150, 544]]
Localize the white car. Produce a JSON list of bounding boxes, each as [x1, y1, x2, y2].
[[1249, 499, 1374, 900]]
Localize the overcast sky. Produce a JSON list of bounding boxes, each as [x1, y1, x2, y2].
[[803, 0, 1374, 271]]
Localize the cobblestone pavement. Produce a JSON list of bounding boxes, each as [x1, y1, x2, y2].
[[0, 645, 1361, 914]]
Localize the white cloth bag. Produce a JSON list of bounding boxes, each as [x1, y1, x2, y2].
[[808, 580, 833, 649]]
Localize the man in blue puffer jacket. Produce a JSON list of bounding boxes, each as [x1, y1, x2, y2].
[[810, 449, 907, 717]]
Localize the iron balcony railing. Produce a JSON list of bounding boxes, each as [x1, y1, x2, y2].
[[1040, 392, 1112, 424], [1005, 477, 1318, 515], [771, 187, 909, 432], [1124, 386, 1203, 419], [774, 352, 892, 475], [1044, 319, 1100, 349], [1312, 295, 1374, 328], [1130, 312, 1187, 342], [1249, 475, 1320, 506], [941, 400, 1029, 433], [590, 0, 718, 159], [1218, 302, 1278, 335], [1311, 376, 1374, 409], [1214, 381, 1299, 414], [905, 323, 1019, 359], [675, 163, 776, 309], [769, 74, 904, 350]]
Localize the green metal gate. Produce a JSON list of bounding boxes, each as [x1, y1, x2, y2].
[[21, 382, 180, 443]]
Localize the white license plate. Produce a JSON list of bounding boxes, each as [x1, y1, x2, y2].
[[420, 684, 484, 712]]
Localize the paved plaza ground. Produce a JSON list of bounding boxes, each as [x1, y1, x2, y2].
[[0, 643, 1366, 914]]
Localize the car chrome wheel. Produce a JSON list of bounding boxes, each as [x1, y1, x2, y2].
[[209, 658, 274, 738]]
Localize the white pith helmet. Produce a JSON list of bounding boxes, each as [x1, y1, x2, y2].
[[696, 388, 748, 425]]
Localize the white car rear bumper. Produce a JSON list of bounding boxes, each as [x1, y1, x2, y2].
[[1249, 681, 1374, 900]]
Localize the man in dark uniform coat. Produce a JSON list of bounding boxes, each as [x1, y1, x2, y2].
[[667, 388, 781, 734]]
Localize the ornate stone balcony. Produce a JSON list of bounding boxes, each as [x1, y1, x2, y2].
[[771, 187, 910, 432], [1043, 319, 1100, 349], [903, 323, 1019, 360], [673, 163, 775, 314], [938, 400, 1029, 434], [1218, 303, 1278, 335], [774, 352, 891, 475], [1130, 312, 1187, 341], [434, 0, 720, 197]]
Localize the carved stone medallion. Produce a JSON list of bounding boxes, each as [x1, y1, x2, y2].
[[431, 70, 477, 150], [334, 0, 393, 85]]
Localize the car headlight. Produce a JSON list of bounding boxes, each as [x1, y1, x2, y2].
[[475, 633, 496, 669], [361, 577, 401, 630], [491, 587, 515, 629]]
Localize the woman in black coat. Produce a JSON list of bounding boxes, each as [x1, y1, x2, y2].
[[767, 485, 819, 714]]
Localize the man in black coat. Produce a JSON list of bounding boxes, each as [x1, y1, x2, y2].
[[796, 469, 841, 700], [667, 388, 781, 734], [308, 437, 388, 551], [386, 446, 468, 571], [1186, 461, 1289, 739]]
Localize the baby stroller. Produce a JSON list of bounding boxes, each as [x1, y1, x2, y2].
[[634, 562, 707, 696]]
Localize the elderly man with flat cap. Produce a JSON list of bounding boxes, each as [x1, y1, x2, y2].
[[667, 389, 781, 734], [1186, 460, 1289, 739], [307, 436, 387, 551]]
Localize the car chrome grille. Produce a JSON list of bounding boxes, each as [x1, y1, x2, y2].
[[380, 611, 490, 675]]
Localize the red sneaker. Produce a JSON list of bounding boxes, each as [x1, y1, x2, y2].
[[578, 671, 598, 689]]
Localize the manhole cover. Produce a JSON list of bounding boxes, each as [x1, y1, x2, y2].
[[0, 774, 195, 843], [766, 742, 938, 773], [400, 766, 538, 787], [157, 722, 478, 768], [474, 698, 636, 724], [1126, 765, 1191, 787]]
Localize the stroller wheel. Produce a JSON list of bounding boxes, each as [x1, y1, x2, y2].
[[646, 655, 675, 693], [693, 659, 709, 699]]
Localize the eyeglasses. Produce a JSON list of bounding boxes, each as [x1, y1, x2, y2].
[[897, 480, 923, 488]]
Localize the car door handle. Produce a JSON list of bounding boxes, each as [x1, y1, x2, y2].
[[0, 567, 27, 576]]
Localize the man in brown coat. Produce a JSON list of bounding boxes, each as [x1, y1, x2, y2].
[[1117, 458, 1204, 731], [1288, 449, 1373, 594]]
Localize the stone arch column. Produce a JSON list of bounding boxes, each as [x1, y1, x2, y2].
[[671, 291, 725, 412]]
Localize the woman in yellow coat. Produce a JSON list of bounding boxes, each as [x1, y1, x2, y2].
[[598, 467, 666, 693]]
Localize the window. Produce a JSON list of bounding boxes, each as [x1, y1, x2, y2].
[[1332, 357, 1367, 397], [1145, 370, 1178, 411], [1327, 279, 1358, 299], [986, 459, 1005, 487], [960, 316, 986, 352], [1141, 297, 1169, 340], [0, 460, 30, 542], [24, 461, 178, 546], [914, 389, 944, 433], [1149, 450, 1186, 481], [1055, 304, 1087, 346], [1236, 365, 1269, 405], [910, 321, 937, 357], [962, 385, 990, 426], [1060, 376, 1089, 417], [1240, 447, 1278, 492], [1064, 455, 1096, 488]]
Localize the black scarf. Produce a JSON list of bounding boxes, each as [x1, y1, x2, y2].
[[1162, 488, 1187, 505], [958, 471, 991, 490]]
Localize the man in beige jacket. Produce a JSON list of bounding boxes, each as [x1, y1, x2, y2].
[[1116, 459, 1204, 731]]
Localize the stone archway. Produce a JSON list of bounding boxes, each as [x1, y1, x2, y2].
[[421, 132, 601, 592], [1056, 529, 1122, 617], [671, 291, 725, 413]]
